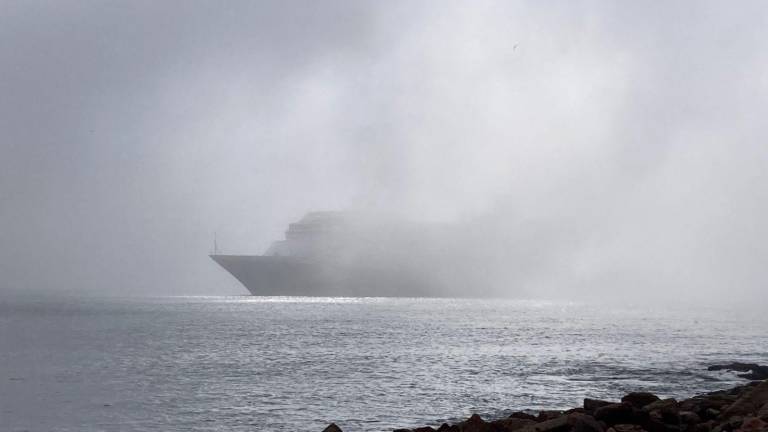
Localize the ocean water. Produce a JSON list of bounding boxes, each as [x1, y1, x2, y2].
[[1, 297, 767, 432]]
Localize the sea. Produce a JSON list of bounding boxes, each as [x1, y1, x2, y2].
[[1, 296, 767, 432]]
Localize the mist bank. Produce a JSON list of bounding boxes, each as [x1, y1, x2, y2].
[[1, 1, 767, 304]]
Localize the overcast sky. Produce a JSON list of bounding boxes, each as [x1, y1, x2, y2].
[[1, 1, 767, 304]]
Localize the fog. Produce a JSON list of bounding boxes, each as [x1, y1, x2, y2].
[[1, 1, 767, 305]]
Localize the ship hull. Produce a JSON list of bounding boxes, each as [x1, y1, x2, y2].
[[209, 254, 447, 297]]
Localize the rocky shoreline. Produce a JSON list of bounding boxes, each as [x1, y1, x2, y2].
[[323, 369, 768, 432]]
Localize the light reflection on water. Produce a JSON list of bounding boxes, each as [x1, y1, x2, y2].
[[1, 296, 766, 432]]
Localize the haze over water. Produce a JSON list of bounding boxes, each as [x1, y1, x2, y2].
[[2, 1, 768, 305], [2, 296, 766, 432], [3, 2, 768, 431]]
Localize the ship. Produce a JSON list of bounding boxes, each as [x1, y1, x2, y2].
[[210, 211, 477, 297]]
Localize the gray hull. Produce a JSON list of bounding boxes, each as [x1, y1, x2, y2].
[[210, 255, 445, 297]]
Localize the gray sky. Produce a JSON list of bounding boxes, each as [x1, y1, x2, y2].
[[1, 1, 767, 304]]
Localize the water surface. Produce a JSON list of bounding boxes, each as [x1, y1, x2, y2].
[[1, 297, 766, 431]]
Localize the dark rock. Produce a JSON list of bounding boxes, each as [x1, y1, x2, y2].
[[517, 414, 571, 432], [707, 364, 768, 381], [569, 413, 606, 432], [413, 428, 437, 432], [538, 411, 564, 422], [730, 387, 749, 396], [644, 399, 680, 424], [595, 403, 636, 425], [722, 381, 768, 418], [679, 411, 701, 425], [586, 400, 617, 413], [644, 399, 680, 414], [704, 409, 721, 421], [609, 425, 647, 432], [640, 415, 675, 432], [323, 423, 343, 432], [725, 416, 745, 430], [623, 393, 662, 409], [393, 429, 413, 432], [693, 422, 713, 432], [567, 408, 588, 415], [738, 417, 767, 432], [437, 424, 459, 432], [491, 417, 536, 432], [759, 403, 768, 421], [490, 418, 537, 432], [637, 416, 660, 432], [680, 395, 736, 417], [459, 414, 489, 432], [510, 412, 538, 421]]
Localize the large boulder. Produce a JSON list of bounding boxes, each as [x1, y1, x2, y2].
[[538, 411, 565, 422], [758, 403, 768, 421], [490, 417, 537, 432], [722, 381, 768, 418], [516, 414, 571, 432], [644, 399, 681, 424], [644, 399, 680, 414], [680, 395, 737, 417], [586, 399, 617, 414], [459, 414, 489, 432], [737, 417, 767, 432], [569, 413, 606, 432], [437, 423, 460, 432], [623, 393, 662, 409], [595, 403, 637, 425], [510, 412, 538, 421], [679, 411, 701, 425]]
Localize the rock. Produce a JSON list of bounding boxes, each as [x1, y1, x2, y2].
[[730, 386, 751, 396], [719, 416, 745, 432], [538, 411, 564, 422], [459, 414, 489, 432], [722, 381, 768, 418], [680, 395, 736, 416], [437, 424, 460, 432], [610, 425, 648, 432], [707, 364, 768, 381], [586, 399, 617, 413], [510, 412, 538, 421], [644, 399, 680, 414], [705, 409, 721, 421], [737, 417, 767, 432], [759, 403, 768, 421], [569, 413, 606, 432], [680, 411, 702, 425], [323, 423, 343, 432], [693, 422, 714, 432], [516, 414, 571, 432], [595, 403, 637, 425], [640, 416, 674, 432], [567, 408, 588, 415], [644, 399, 681, 423], [490, 418, 537, 432], [414, 428, 437, 432], [623, 393, 662, 409]]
